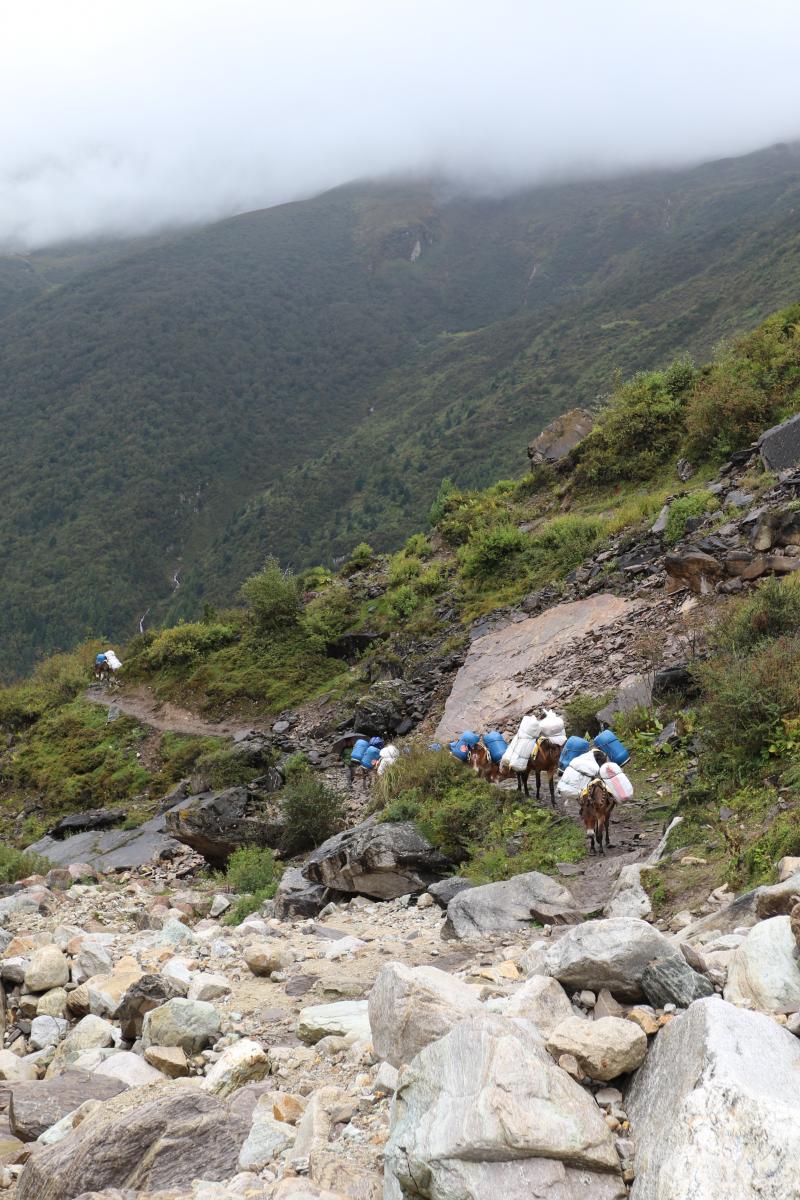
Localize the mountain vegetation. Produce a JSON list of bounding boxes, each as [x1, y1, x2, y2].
[[3, 145, 800, 674]]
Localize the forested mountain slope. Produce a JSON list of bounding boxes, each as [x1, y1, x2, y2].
[[3, 143, 800, 672]]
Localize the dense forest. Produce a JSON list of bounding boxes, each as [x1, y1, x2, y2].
[[3, 143, 800, 673]]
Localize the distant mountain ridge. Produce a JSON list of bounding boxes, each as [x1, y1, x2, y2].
[[2, 143, 800, 673]]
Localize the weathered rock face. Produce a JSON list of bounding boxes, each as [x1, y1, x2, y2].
[[724, 915, 800, 1012], [627, 996, 800, 1200], [353, 680, 415, 736], [164, 787, 284, 868], [541, 918, 690, 1001], [384, 1013, 625, 1200], [274, 867, 337, 920], [664, 549, 723, 595], [445, 872, 579, 938], [640, 956, 714, 1008], [368, 961, 482, 1067], [527, 409, 595, 467], [435, 594, 632, 738], [758, 412, 800, 471], [9, 1070, 128, 1141], [16, 1083, 250, 1200], [48, 810, 127, 839], [545, 1016, 647, 1082], [113, 974, 182, 1040], [302, 819, 449, 900], [602, 865, 652, 920]]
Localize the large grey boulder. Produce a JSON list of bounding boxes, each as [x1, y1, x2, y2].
[[302, 819, 449, 900], [640, 956, 713, 1008], [758, 412, 800, 472], [273, 867, 336, 920], [368, 962, 482, 1067], [627, 996, 800, 1199], [724, 915, 800, 1012], [504, 976, 574, 1038], [141, 998, 221, 1053], [296, 1001, 370, 1045], [445, 872, 578, 939], [427, 877, 473, 908], [113, 974, 183, 1040], [384, 1013, 625, 1200], [541, 918, 693, 1001], [755, 871, 800, 919], [9, 1070, 128, 1141], [16, 1083, 250, 1199], [164, 787, 283, 868], [545, 1016, 647, 1081]]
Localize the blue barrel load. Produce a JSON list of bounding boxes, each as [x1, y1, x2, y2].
[[559, 736, 590, 771], [449, 731, 480, 762], [361, 745, 381, 770], [593, 729, 631, 766], [350, 738, 369, 766], [483, 731, 508, 763]]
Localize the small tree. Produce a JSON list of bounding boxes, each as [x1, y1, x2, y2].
[[241, 557, 300, 633]]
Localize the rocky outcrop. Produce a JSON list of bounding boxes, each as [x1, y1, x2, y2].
[[758, 411, 800, 471], [444, 871, 579, 938], [368, 962, 482, 1067], [627, 996, 800, 1199], [9, 1070, 128, 1141], [49, 809, 127, 839], [16, 1083, 250, 1200], [165, 787, 284, 867], [302, 819, 449, 900], [384, 1013, 625, 1200], [664, 549, 723, 594], [527, 409, 595, 468]]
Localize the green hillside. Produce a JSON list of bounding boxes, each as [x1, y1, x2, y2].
[[3, 144, 800, 673]]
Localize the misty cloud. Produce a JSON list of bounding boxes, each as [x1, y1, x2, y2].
[[3, 0, 800, 248]]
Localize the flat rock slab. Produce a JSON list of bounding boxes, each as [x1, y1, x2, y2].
[[435, 595, 633, 738], [26, 797, 195, 870], [9, 1070, 128, 1141]]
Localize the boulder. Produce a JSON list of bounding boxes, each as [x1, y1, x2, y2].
[[541, 918, 688, 1001], [47, 1015, 115, 1076], [73, 942, 113, 983], [93, 1052, 163, 1088], [640, 956, 714, 1008], [758, 412, 800, 472], [296, 1001, 371, 1045], [238, 1095, 296, 1171], [444, 872, 578, 938], [426, 877, 473, 908], [164, 786, 284, 868], [778, 856, 800, 882], [273, 868, 334, 920], [302, 819, 449, 900], [16, 1082, 250, 1199], [755, 872, 800, 919], [49, 810, 126, 840], [724, 915, 800, 1013], [141, 998, 221, 1053], [30, 1014, 67, 1049], [0, 1050, 38, 1083], [143, 1046, 189, 1078], [527, 408, 595, 467], [352, 680, 414, 735], [244, 944, 294, 978], [203, 1039, 270, 1097], [187, 972, 231, 1002], [504, 976, 576, 1038], [384, 1013, 625, 1200], [114, 974, 183, 1040], [664, 549, 723, 595], [9, 1070, 127, 1141], [37, 987, 68, 1018], [545, 1016, 647, 1081], [627, 996, 800, 1199], [602, 864, 652, 920], [368, 962, 482, 1067], [86, 958, 143, 1018], [25, 946, 70, 993]]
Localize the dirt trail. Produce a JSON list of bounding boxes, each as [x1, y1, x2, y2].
[[85, 683, 259, 739]]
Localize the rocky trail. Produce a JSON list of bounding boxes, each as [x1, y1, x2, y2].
[[85, 684, 260, 740]]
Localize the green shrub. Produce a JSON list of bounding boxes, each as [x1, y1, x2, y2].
[[0, 844, 51, 884], [575, 361, 695, 484], [220, 845, 282, 923], [241, 557, 300, 632], [428, 477, 459, 527], [388, 554, 422, 586], [404, 533, 432, 558], [415, 563, 448, 596], [342, 542, 375, 573], [387, 585, 419, 619], [280, 775, 345, 856], [712, 575, 800, 654], [563, 692, 612, 739], [0, 645, 97, 732], [302, 582, 355, 647], [459, 523, 528, 581], [525, 515, 604, 577], [191, 745, 264, 789], [664, 491, 719, 545], [141, 622, 237, 669]]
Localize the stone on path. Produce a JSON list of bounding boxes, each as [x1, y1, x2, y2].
[[141, 998, 221, 1054], [603, 864, 652, 920], [627, 996, 800, 1199], [368, 961, 482, 1067], [204, 1039, 270, 1097], [385, 1013, 625, 1200], [541, 918, 690, 1001], [545, 1016, 647, 1081], [445, 871, 578, 938], [296, 1001, 371, 1046]]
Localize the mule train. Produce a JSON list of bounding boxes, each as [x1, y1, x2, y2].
[[453, 712, 633, 855]]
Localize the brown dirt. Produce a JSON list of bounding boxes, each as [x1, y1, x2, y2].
[[85, 683, 260, 739]]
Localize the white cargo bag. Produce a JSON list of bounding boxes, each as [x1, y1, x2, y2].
[[377, 745, 400, 776], [557, 750, 601, 801], [599, 761, 634, 801], [103, 650, 122, 671], [518, 714, 541, 740], [539, 709, 567, 746]]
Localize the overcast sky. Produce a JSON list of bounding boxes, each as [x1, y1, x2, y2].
[[3, 0, 800, 248]]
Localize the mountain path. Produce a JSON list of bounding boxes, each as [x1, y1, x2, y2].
[[85, 683, 259, 739]]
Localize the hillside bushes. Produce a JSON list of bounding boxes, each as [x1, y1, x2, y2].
[[241, 558, 300, 632], [141, 622, 237, 669]]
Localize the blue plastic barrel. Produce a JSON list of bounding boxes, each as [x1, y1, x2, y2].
[[351, 738, 369, 765], [449, 739, 471, 762], [593, 729, 630, 766], [483, 731, 508, 763], [361, 746, 381, 770], [460, 731, 480, 747], [559, 736, 590, 771]]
